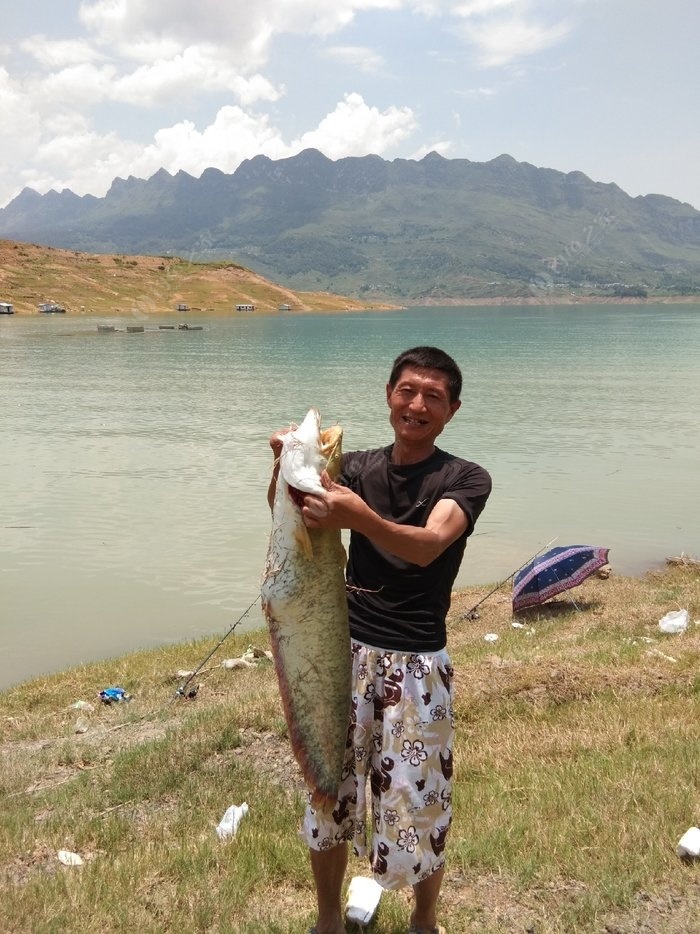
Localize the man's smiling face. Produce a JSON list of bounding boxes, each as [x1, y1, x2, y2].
[[386, 365, 461, 456]]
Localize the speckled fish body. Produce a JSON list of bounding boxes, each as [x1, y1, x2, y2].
[[261, 409, 350, 807]]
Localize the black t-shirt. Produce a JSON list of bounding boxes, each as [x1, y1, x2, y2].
[[339, 445, 492, 652]]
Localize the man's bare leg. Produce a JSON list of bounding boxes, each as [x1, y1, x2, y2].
[[409, 864, 444, 932], [309, 843, 348, 934]]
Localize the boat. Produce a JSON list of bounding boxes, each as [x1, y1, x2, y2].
[[0, 302, 14, 315]]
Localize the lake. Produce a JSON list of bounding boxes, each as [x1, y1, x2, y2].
[[2, 304, 699, 690]]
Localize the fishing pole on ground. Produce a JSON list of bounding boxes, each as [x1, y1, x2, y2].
[[459, 537, 558, 620], [173, 594, 262, 701]]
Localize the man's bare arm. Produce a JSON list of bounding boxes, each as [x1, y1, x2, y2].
[[303, 483, 468, 567]]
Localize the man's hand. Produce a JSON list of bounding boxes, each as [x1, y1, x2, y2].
[[301, 472, 365, 528], [304, 471, 468, 566]]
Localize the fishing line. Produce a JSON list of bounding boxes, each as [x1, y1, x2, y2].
[[173, 594, 262, 701], [460, 536, 558, 620]]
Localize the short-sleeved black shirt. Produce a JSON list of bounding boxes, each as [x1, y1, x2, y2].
[[339, 445, 492, 652]]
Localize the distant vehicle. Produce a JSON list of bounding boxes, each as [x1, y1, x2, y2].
[[38, 302, 66, 314], [0, 302, 14, 314]]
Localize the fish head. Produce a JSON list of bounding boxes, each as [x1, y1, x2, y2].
[[280, 408, 325, 495], [320, 424, 343, 480]]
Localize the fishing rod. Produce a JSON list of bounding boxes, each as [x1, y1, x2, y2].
[[460, 537, 558, 620], [174, 594, 261, 700]]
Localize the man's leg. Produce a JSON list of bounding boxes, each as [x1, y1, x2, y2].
[[309, 842, 348, 934], [409, 864, 444, 932]]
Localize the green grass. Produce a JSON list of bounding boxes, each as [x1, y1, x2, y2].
[[1, 565, 699, 931]]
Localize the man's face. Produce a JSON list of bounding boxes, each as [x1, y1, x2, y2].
[[386, 365, 461, 448]]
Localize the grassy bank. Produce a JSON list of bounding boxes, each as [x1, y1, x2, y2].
[[0, 239, 397, 315], [1, 564, 699, 932]]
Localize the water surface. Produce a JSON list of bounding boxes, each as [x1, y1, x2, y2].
[[2, 305, 699, 689]]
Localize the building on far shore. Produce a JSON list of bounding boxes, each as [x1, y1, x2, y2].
[[0, 301, 14, 314], [38, 302, 66, 314], [176, 303, 189, 312], [235, 303, 255, 312], [278, 303, 292, 312]]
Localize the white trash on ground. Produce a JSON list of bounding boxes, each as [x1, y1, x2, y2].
[[57, 850, 84, 866], [345, 875, 383, 926], [676, 827, 700, 858], [658, 609, 689, 634], [484, 633, 499, 642], [216, 803, 249, 839], [74, 717, 90, 734]]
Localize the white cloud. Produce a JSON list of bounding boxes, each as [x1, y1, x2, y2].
[[410, 140, 454, 159], [291, 92, 416, 158], [111, 48, 283, 107], [453, 0, 519, 16], [457, 14, 571, 66], [127, 106, 287, 181], [79, 0, 403, 60], [455, 86, 497, 97], [322, 46, 385, 73], [20, 35, 105, 67]]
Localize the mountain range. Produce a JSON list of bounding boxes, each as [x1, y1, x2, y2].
[[1, 149, 699, 301]]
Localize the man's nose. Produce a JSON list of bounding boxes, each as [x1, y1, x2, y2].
[[408, 392, 427, 409]]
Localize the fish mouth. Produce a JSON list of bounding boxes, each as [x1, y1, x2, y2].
[[287, 485, 307, 510]]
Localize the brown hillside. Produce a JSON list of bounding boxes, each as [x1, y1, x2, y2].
[[0, 240, 396, 315]]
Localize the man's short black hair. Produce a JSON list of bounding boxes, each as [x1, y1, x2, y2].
[[389, 346, 462, 403]]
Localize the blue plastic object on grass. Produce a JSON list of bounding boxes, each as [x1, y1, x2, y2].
[[99, 687, 132, 704]]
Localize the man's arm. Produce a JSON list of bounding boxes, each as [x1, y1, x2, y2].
[[302, 482, 468, 567]]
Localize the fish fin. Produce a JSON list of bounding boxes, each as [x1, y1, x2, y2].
[[294, 525, 314, 560]]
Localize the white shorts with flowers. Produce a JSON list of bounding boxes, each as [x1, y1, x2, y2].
[[301, 640, 454, 890]]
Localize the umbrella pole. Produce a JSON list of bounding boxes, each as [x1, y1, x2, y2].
[[551, 569, 581, 612], [460, 537, 558, 620]]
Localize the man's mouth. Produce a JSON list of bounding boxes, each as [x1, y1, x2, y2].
[[402, 415, 427, 426]]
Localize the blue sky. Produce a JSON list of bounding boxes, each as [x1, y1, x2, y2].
[[1, 0, 698, 210]]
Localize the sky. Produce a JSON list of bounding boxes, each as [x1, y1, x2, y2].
[[1, 0, 699, 211]]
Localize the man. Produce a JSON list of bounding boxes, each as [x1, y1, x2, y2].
[[269, 346, 491, 934]]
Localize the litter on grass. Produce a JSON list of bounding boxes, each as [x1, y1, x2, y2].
[[99, 687, 132, 704], [216, 803, 249, 840], [658, 609, 689, 634], [57, 850, 84, 867], [676, 827, 700, 858], [345, 875, 383, 926]]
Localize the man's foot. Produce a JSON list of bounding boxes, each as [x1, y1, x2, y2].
[[407, 924, 446, 934]]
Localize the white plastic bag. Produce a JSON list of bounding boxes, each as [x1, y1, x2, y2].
[[345, 876, 383, 925], [676, 826, 700, 858], [216, 803, 249, 839], [57, 850, 84, 866], [658, 609, 689, 634]]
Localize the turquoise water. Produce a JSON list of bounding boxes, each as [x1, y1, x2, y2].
[[1, 304, 699, 689]]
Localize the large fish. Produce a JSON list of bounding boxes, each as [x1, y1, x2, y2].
[[261, 409, 350, 807]]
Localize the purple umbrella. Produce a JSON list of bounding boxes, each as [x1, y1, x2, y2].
[[512, 545, 610, 613]]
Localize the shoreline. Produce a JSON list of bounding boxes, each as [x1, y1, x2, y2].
[[3, 293, 699, 317], [2, 555, 695, 695]]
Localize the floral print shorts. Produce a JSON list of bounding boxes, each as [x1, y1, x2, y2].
[[301, 640, 454, 890]]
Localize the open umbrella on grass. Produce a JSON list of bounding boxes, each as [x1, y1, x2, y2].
[[512, 545, 610, 613]]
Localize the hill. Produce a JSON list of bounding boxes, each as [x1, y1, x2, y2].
[[0, 239, 393, 315], [1, 150, 700, 301]]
